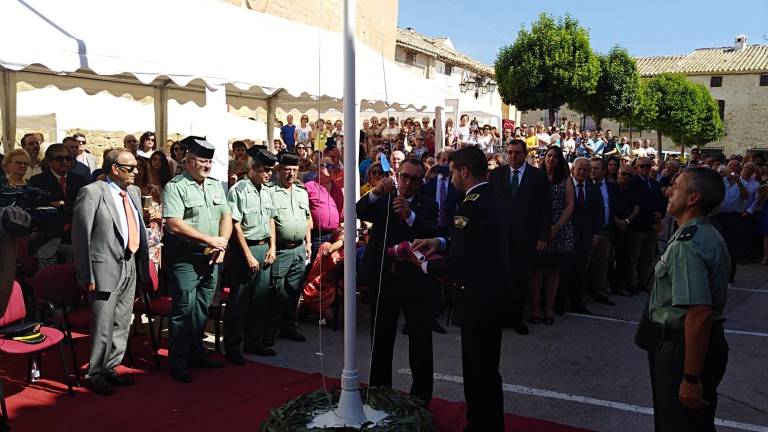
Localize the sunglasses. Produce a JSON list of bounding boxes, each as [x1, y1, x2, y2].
[[115, 163, 139, 172], [52, 155, 74, 162], [319, 163, 339, 170], [76, 139, 87, 144], [398, 172, 422, 183]]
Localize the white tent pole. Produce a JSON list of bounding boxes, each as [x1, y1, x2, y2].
[[435, 105, 445, 152], [337, 0, 366, 423], [153, 86, 168, 151], [0, 70, 18, 155], [266, 97, 275, 149]]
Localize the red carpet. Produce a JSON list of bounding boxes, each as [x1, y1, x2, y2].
[[0, 333, 591, 432]]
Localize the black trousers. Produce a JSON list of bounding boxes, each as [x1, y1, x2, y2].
[[652, 329, 729, 432], [461, 324, 504, 432], [368, 268, 433, 404], [557, 241, 590, 309], [717, 212, 741, 282]]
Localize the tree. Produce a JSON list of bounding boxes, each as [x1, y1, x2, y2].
[[570, 46, 640, 130], [495, 13, 600, 126], [637, 73, 724, 154]]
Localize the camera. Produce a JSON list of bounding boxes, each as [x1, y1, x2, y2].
[[0, 186, 58, 236]]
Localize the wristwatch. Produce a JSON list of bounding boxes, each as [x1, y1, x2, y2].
[[683, 374, 700, 384]]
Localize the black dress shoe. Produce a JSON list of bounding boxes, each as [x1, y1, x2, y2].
[[279, 329, 306, 342], [262, 333, 275, 347], [225, 354, 247, 366], [105, 371, 134, 386], [512, 322, 529, 335], [595, 296, 616, 306], [431, 319, 447, 334], [529, 316, 541, 325], [171, 370, 193, 383], [570, 305, 593, 315], [188, 357, 225, 368], [243, 344, 277, 357], [86, 378, 114, 396]]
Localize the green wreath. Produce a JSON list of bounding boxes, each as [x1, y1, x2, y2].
[[260, 387, 435, 432]]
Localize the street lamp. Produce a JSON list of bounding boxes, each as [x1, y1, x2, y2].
[[459, 73, 497, 99]]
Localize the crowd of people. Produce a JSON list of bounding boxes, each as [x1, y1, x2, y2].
[[0, 114, 767, 431]]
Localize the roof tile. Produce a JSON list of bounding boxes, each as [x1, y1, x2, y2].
[[396, 27, 494, 77], [636, 45, 768, 76]]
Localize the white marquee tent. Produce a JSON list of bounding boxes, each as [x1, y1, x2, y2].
[[0, 0, 451, 158]]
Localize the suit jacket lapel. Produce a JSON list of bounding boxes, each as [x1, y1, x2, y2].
[[101, 181, 126, 243]]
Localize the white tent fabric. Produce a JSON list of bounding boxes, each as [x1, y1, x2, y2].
[[0, 0, 448, 111]]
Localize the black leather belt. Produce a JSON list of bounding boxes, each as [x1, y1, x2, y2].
[[246, 238, 270, 246], [654, 324, 723, 342], [277, 240, 303, 250]]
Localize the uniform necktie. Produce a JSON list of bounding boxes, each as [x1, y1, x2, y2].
[[438, 177, 448, 228], [577, 183, 585, 207], [119, 191, 140, 253], [59, 175, 67, 196], [511, 169, 520, 198]]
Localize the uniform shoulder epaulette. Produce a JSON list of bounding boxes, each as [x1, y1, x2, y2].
[[463, 193, 480, 203], [294, 179, 306, 189], [677, 225, 698, 241], [169, 175, 184, 183]]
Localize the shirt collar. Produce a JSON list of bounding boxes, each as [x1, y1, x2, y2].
[[465, 181, 488, 195], [510, 162, 526, 175]]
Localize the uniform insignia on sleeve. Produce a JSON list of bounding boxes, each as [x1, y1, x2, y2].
[[463, 193, 480, 203], [677, 225, 698, 241], [454, 216, 469, 229]]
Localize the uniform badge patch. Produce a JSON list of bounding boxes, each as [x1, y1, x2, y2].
[[454, 216, 469, 229], [677, 225, 698, 241], [463, 193, 480, 203]]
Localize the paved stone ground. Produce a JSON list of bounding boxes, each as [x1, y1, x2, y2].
[[235, 263, 768, 432]]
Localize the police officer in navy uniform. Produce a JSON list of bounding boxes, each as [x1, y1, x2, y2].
[[406, 146, 509, 432], [162, 136, 232, 382], [640, 167, 730, 431]]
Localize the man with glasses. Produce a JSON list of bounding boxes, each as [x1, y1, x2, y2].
[[265, 153, 312, 346], [20, 133, 43, 181], [224, 148, 278, 362], [626, 157, 665, 293], [356, 158, 438, 406], [63, 136, 95, 180], [123, 134, 139, 156], [162, 136, 232, 383], [71, 133, 98, 173], [28, 144, 89, 268], [72, 148, 150, 395]]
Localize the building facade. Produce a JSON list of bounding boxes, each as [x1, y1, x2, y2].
[[521, 35, 768, 156]]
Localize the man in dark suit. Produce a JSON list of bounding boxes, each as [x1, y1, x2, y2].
[[587, 157, 618, 305], [556, 157, 604, 315], [421, 150, 459, 334], [408, 146, 510, 432], [72, 149, 150, 395], [356, 159, 438, 405], [627, 157, 665, 292], [488, 139, 551, 335], [28, 144, 89, 268]]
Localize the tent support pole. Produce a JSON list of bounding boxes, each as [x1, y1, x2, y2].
[[266, 98, 275, 150], [435, 105, 445, 152], [0, 70, 17, 155], [153, 85, 168, 151]]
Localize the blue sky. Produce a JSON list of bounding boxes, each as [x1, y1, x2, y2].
[[397, 0, 768, 65]]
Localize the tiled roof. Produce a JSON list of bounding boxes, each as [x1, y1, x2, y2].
[[636, 44, 768, 76], [396, 27, 494, 77]]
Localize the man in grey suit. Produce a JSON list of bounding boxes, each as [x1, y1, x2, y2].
[[72, 148, 149, 395]]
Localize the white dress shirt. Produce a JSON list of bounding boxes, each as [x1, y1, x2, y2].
[[596, 179, 610, 227]]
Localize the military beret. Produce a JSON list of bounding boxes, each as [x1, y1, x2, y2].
[[179, 136, 215, 159], [247, 147, 278, 167], [279, 152, 300, 167]]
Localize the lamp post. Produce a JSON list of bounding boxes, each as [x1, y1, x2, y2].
[[460, 73, 496, 99]]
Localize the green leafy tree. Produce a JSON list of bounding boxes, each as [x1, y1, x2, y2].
[[495, 13, 600, 126], [637, 73, 724, 153], [570, 46, 640, 129]]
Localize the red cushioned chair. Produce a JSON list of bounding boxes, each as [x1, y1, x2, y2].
[[31, 263, 89, 386], [0, 282, 73, 422], [133, 264, 169, 370]]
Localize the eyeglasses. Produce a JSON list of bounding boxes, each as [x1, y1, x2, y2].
[[369, 170, 383, 177], [76, 139, 86, 144], [319, 163, 339, 171], [398, 172, 422, 183], [190, 158, 212, 166], [52, 155, 74, 162], [115, 163, 139, 173]]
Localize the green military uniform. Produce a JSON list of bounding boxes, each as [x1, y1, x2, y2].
[[224, 176, 275, 357], [163, 169, 230, 374], [647, 216, 730, 432], [266, 179, 310, 338]]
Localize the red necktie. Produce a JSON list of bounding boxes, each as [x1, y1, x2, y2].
[[119, 191, 140, 253], [59, 175, 67, 196]]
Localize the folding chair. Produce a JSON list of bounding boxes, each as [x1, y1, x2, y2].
[[133, 264, 169, 370]]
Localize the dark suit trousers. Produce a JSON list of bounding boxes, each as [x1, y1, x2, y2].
[[558, 242, 590, 309], [368, 267, 433, 404], [461, 324, 504, 432], [88, 253, 136, 378], [717, 213, 741, 282]]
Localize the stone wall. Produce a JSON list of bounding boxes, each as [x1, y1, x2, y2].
[[226, 0, 398, 59], [519, 72, 768, 155]]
